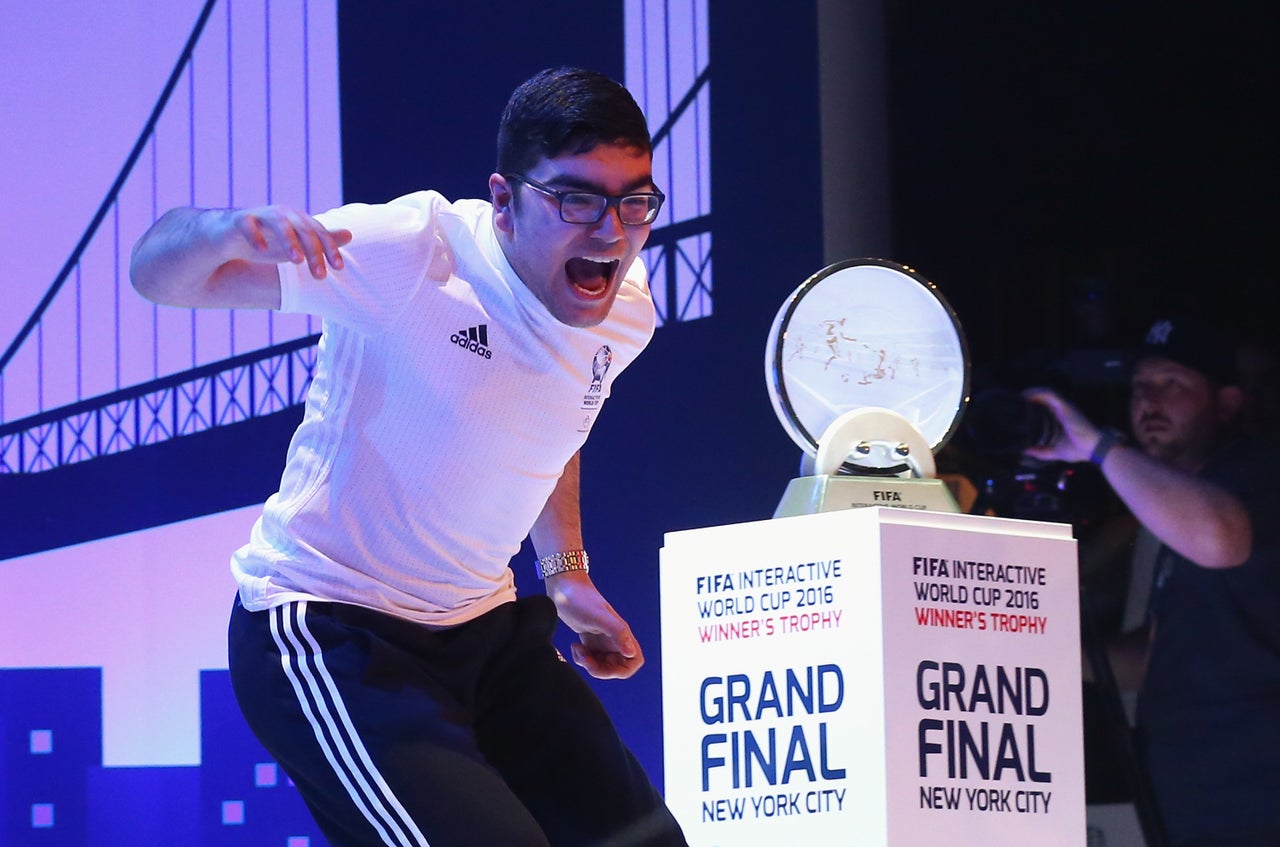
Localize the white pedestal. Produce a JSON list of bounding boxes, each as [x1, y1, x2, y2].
[[660, 507, 1084, 846]]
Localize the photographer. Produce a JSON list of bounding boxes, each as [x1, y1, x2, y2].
[[1026, 317, 1280, 846]]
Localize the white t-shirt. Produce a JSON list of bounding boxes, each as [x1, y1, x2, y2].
[[230, 191, 655, 626]]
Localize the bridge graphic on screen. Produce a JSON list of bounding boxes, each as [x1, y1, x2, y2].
[[0, 0, 338, 480], [0, 1, 711, 481], [626, 0, 714, 330]]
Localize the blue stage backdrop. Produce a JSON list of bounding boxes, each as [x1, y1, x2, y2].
[[0, 1, 829, 843]]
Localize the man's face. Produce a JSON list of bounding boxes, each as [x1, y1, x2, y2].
[[490, 143, 654, 328], [1129, 357, 1222, 469]]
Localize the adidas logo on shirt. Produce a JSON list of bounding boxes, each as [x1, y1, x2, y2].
[[450, 324, 493, 359]]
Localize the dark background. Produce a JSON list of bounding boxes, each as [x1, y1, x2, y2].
[[887, 1, 1277, 376]]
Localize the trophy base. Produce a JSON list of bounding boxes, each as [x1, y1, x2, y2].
[[773, 474, 960, 519]]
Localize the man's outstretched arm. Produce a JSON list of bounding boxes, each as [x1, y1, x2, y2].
[[130, 205, 351, 309]]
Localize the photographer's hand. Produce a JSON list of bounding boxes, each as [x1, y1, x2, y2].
[[1022, 388, 1105, 464]]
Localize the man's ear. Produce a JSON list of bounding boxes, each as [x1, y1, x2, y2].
[[490, 173, 515, 234], [1216, 384, 1245, 424]]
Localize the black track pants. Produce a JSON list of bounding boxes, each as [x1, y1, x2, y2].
[[229, 594, 688, 847]]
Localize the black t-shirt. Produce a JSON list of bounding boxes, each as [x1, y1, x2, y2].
[[1137, 439, 1280, 843]]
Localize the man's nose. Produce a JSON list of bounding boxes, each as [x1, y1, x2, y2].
[[1133, 391, 1165, 415], [590, 206, 627, 241]]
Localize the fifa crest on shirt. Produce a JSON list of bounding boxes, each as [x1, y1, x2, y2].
[[579, 345, 613, 417], [590, 345, 614, 391]]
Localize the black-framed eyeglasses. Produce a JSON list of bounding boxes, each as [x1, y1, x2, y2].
[[504, 173, 665, 226]]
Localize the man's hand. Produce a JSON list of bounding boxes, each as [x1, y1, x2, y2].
[[224, 206, 352, 279], [545, 570, 644, 680], [1022, 388, 1105, 464]]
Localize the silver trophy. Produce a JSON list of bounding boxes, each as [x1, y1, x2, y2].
[[765, 258, 970, 517]]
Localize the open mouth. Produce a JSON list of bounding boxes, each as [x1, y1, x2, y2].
[[565, 256, 620, 298]]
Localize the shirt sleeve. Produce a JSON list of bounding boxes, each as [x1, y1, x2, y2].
[[278, 191, 446, 335], [1210, 444, 1280, 553]]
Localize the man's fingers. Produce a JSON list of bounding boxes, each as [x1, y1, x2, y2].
[[239, 215, 273, 253], [572, 644, 644, 680], [293, 221, 332, 278], [234, 208, 348, 278], [325, 228, 352, 268], [279, 222, 308, 266], [294, 217, 350, 277], [571, 632, 645, 680], [237, 211, 298, 260]]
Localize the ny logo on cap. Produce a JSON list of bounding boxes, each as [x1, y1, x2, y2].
[[1146, 319, 1174, 346]]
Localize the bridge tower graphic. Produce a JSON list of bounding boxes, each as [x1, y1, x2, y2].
[[0, 2, 710, 844], [0, 0, 711, 500]]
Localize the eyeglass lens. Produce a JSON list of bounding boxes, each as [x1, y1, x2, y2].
[[560, 193, 660, 225]]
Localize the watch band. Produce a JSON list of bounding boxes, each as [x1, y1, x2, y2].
[[536, 550, 590, 580], [1090, 430, 1121, 466]]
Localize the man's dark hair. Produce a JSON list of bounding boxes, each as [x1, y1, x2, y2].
[[496, 67, 651, 175]]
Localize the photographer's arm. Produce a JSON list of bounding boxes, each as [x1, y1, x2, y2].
[[1025, 389, 1251, 569]]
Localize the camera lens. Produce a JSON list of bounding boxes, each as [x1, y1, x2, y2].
[[963, 389, 1061, 455]]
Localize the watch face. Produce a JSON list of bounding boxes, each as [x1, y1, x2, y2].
[[765, 258, 970, 468]]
